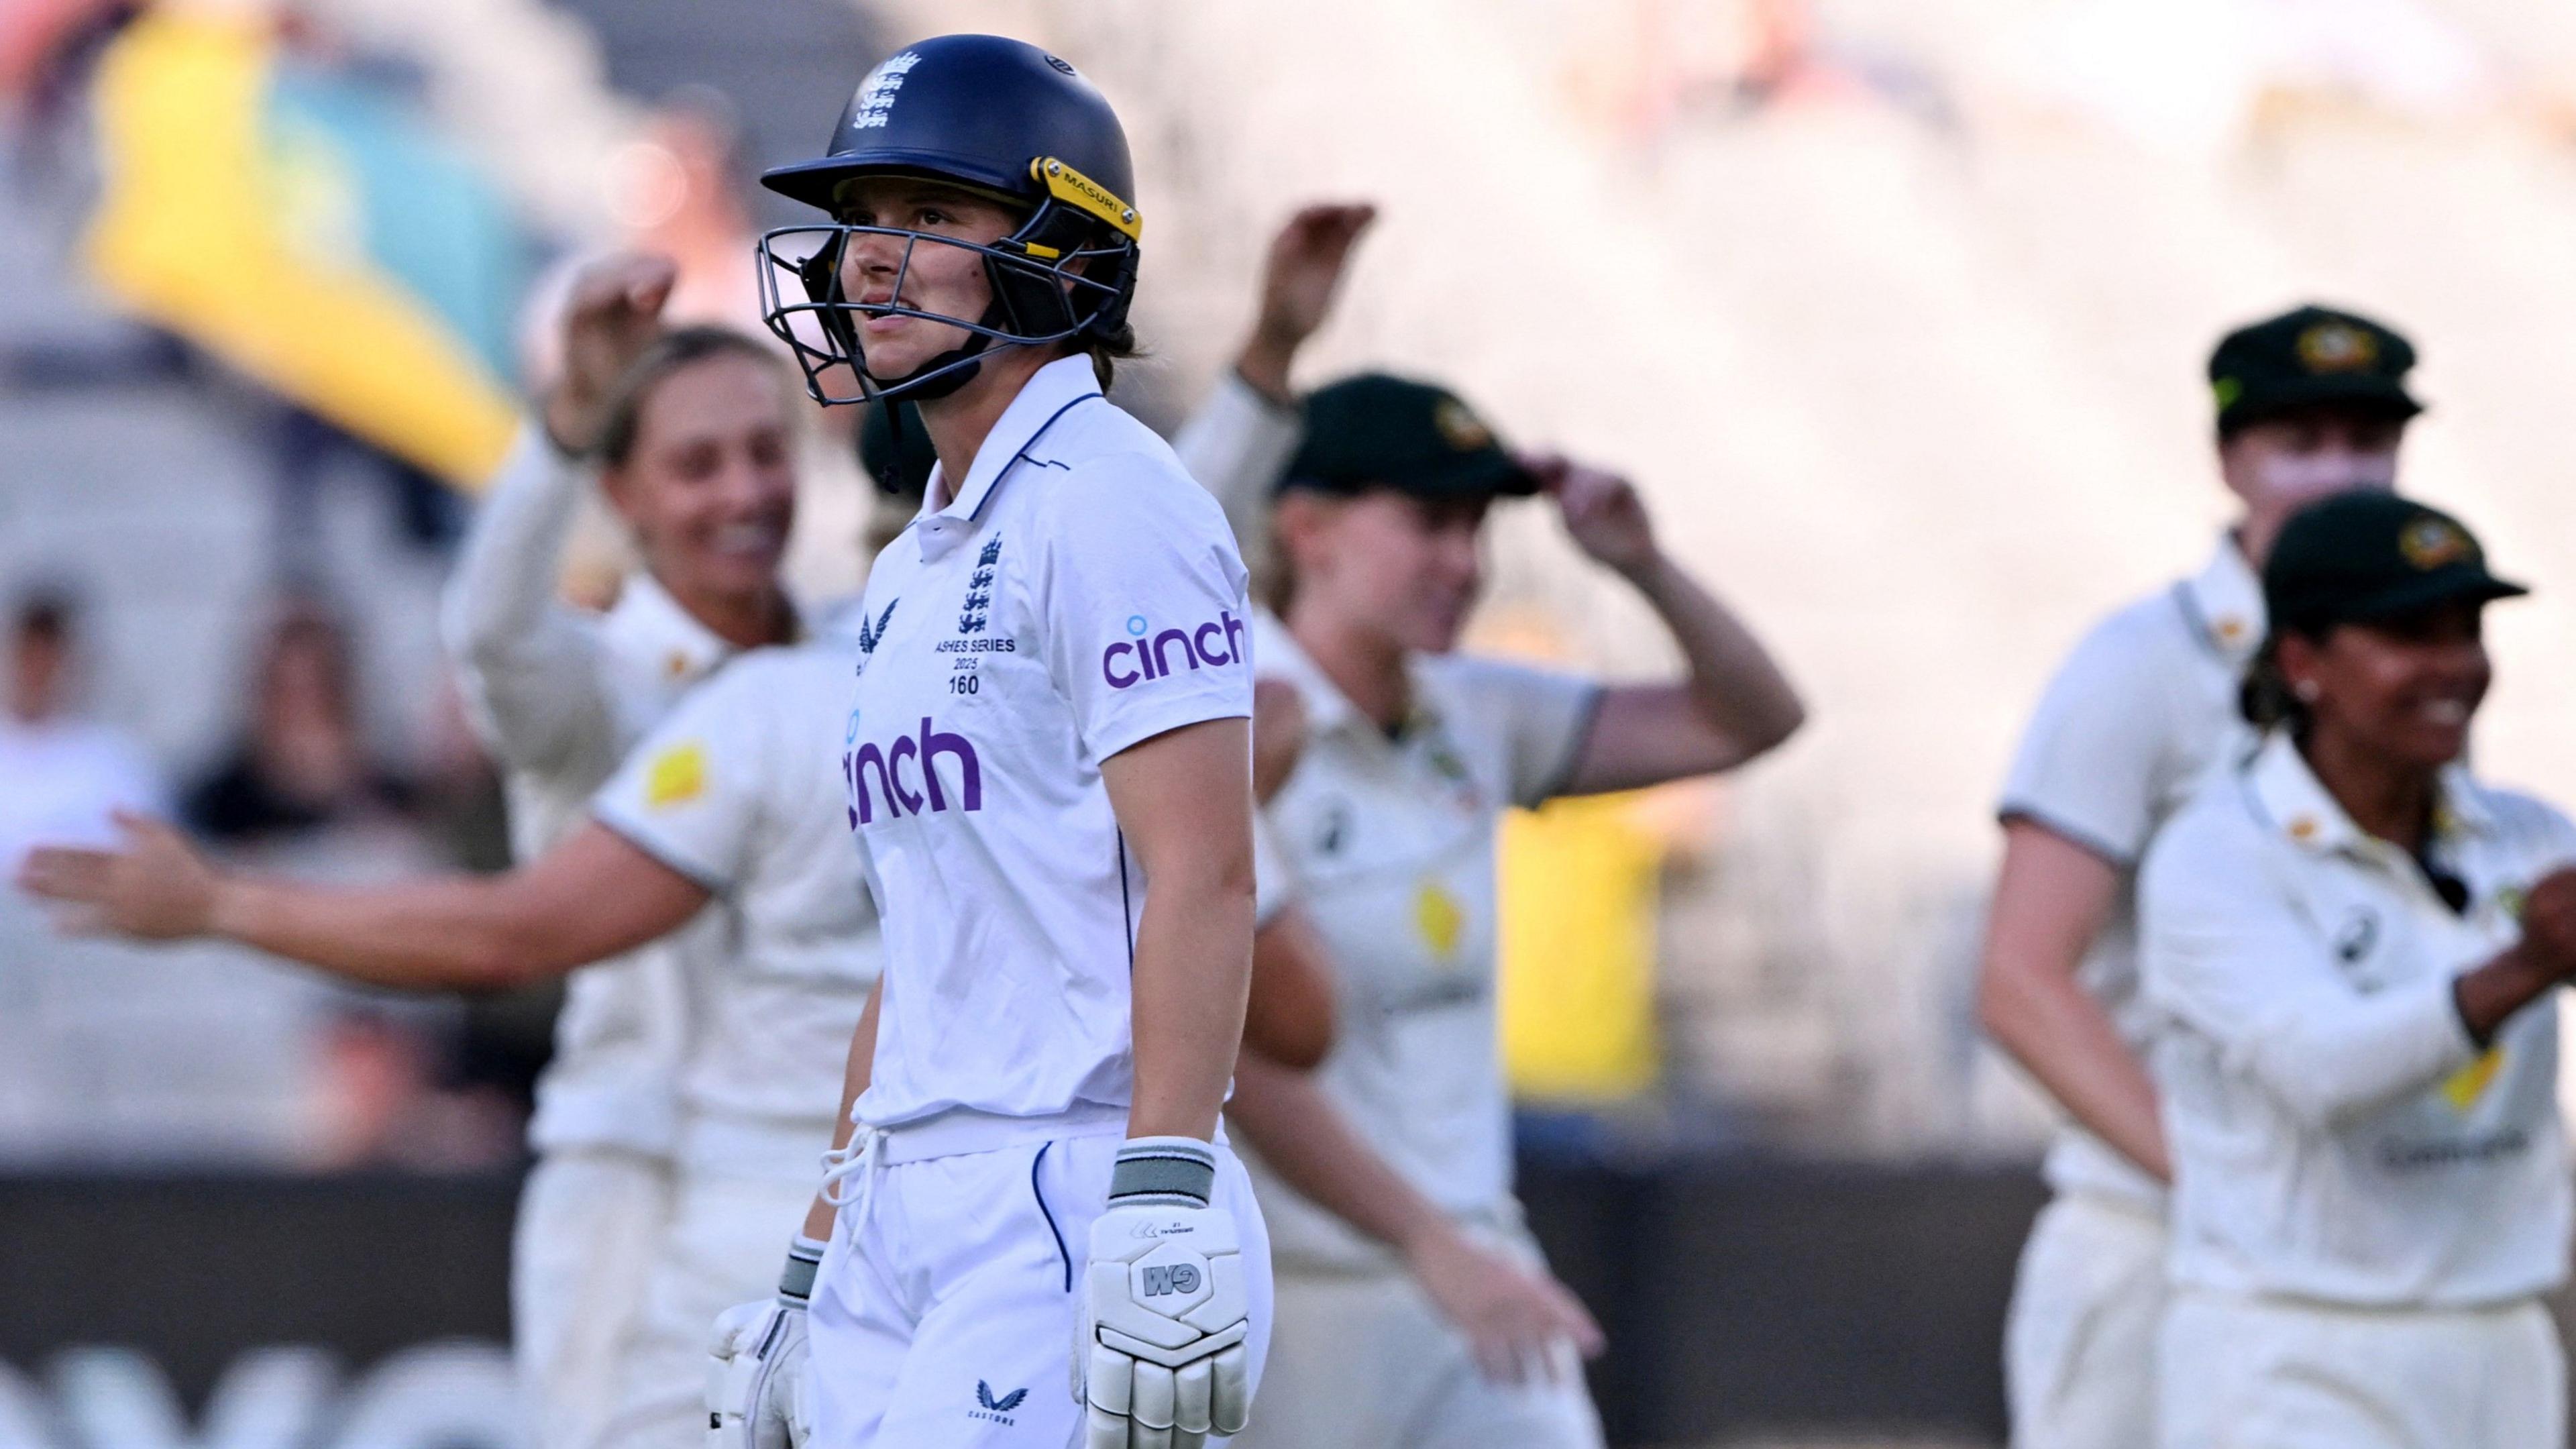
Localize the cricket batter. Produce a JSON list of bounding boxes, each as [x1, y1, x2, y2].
[[2142, 492, 2575, 1449], [1978, 305, 2427, 1447], [720, 34, 1269, 1449]]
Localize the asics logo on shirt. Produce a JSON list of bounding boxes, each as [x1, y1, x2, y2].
[[1102, 610, 1247, 690], [841, 716, 982, 826]]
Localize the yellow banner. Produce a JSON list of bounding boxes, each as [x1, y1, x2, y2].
[[83, 11, 513, 488]]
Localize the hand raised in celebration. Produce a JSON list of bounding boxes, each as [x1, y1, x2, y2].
[[1525, 451, 1661, 581], [17, 811, 221, 941], [543, 252, 681, 454], [1238, 202, 1377, 401]]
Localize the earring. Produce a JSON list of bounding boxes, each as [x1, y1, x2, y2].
[[2292, 680, 2320, 703]]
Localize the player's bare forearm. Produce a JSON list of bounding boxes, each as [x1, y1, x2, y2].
[[801, 975, 883, 1242], [211, 824, 706, 994], [1226, 1051, 1441, 1251], [1979, 822, 2170, 1180], [1104, 718, 1258, 1143], [1567, 552, 1804, 795], [1242, 906, 1336, 1071]]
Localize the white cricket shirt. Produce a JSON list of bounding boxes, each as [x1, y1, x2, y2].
[[841, 357, 1255, 1161], [592, 641, 881, 1178], [443, 425, 739, 1157], [2141, 731, 2574, 1307], [1997, 536, 2264, 1208], [1250, 621, 1602, 1266]]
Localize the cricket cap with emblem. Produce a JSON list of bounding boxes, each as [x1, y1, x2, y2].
[[2262, 491, 2525, 635], [2208, 304, 2423, 436], [1278, 373, 1540, 500]]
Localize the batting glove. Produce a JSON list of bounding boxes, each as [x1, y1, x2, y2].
[[1075, 1137, 1254, 1449], [708, 1236, 824, 1449]]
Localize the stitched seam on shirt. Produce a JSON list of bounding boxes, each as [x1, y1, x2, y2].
[[970, 392, 1104, 523]]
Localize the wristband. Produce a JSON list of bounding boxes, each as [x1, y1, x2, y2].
[[778, 1235, 827, 1306], [1108, 1136, 1216, 1208]]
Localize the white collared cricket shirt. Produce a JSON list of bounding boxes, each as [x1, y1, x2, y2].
[[2141, 732, 2575, 1307], [1997, 535, 2264, 1207], [839, 357, 1254, 1157], [1250, 621, 1601, 1265], [447, 427, 753, 1158], [591, 640, 881, 1174]]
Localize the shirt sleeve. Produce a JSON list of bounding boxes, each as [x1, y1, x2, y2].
[[1998, 611, 2183, 865], [1038, 459, 1256, 764], [1169, 370, 1301, 557], [588, 664, 771, 892], [441, 423, 616, 775], [1439, 657, 1605, 810], [2139, 819, 2483, 1131]]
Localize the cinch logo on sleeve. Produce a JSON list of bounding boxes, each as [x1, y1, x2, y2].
[[1102, 610, 1246, 690], [841, 716, 982, 826]]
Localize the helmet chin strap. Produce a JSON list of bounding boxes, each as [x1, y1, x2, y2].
[[860, 298, 1007, 402]]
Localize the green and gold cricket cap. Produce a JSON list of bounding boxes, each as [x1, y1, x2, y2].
[[2209, 305, 2423, 436], [2264, 491, 2524, 635], [1278, 373, 1539, 500]]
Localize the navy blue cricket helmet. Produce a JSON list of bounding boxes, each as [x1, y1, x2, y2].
[[755, 34, 1142, 406]]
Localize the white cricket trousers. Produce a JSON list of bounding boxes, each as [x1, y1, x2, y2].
[[2004, 1192, 2165, 1449], [513, 1147, 673, 1449], [807, 1132, 1273, 1449], [592, 1169, 820, 1449], [1232, 1228, 1603, 1449], [2159, 1289, 2563, 1449]]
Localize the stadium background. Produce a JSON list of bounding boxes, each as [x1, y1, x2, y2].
[[8, 1, 2576, 1444]]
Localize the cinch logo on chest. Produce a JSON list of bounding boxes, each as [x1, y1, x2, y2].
[[1104, 610, 1246, 690], [842, 716, 983, 825]]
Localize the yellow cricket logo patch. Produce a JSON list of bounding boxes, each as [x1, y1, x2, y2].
[[1414, 880, 1464, 961], [2296, 321, 2378, 374], [644, 741, 708, 809], [2398, 517, 2472, 571], [1433, 398, 1493, 453], [2440, 1047, 2503, 1112]]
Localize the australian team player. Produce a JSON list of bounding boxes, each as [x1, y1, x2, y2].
[[1167, 203, 1805, 1444], [2143, 492, 2575, 1449], [17, 286, 883, 1449], [720, 35, 1269, 1449], [1978, 306, 2428, 1449]]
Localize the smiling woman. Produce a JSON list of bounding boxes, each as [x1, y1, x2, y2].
[[587, 328, 802, 651], [2137, 491, 2576, 1449]]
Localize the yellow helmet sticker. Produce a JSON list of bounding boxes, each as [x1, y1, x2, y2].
[[644, 741, 708, 809], [1414, 879, 1464, 961], [1030, 156, 1141, 240]]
